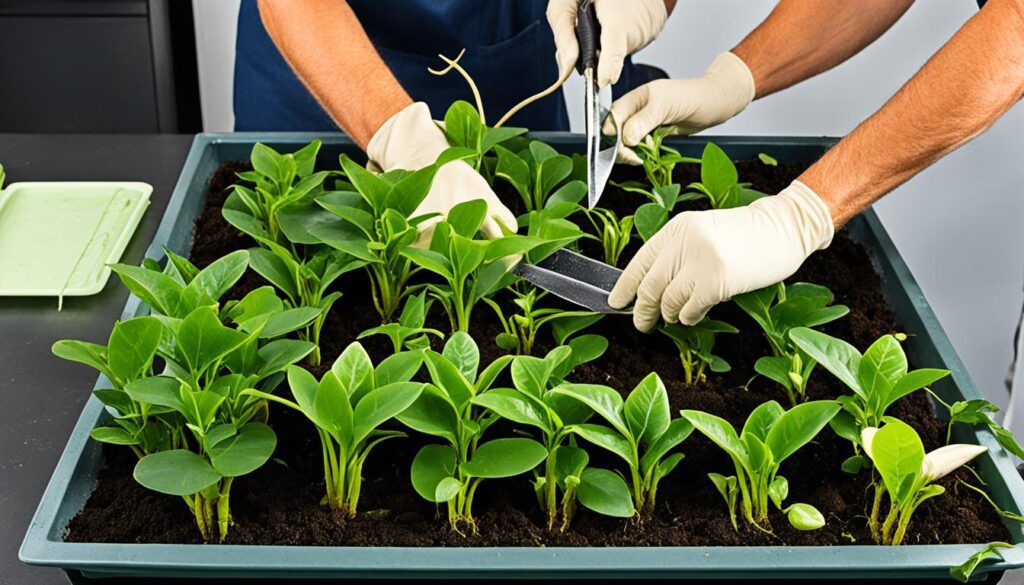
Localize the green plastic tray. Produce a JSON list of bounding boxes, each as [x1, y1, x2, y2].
[[0, 181, 151, 305], [19, 133, 1024, 581]]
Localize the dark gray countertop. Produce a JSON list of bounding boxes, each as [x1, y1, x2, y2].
[[0, 134, 193, 585]]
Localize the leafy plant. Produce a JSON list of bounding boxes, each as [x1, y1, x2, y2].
[[789, 328, 950, 468], [681, 400, 840, 531], [659, 318, 738, 384], [397, 332, 546, 534], [578, 205, 634, 267], [357, 292, 443, 353], [53, 316, 166, 457], [401, 199, 542, 332], [312, 154, 438, 321], [634, 127, 701, 190], [439, 100, 527, 172], [495, 141, 584, 213], [484, 286, 597, 355], [553, 373, 694, 516], [685, 142, 767, 209], [950, 542, 1014, 582], [861, 419, 987, 544], [473, 341, 636, 530], [244, 343, 424, 516], [735, 282, 849, 406], [924, 392, 1024, 459]]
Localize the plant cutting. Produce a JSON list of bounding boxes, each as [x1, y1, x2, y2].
[[357, 291, 444, 352], [924, 392, 1024, 459], [861, 419, 987, 544], [789, 328, 951, 470], [685, 142, 767, 209], [495, 141, 584, 213], [734, 282, 849, 406], [397, 332, 546, 534], [473, 343, 634, 530], [484, 286, 597, 355], [401, 199, 543, 332], [659, 318, 738, 384], [681, 400, 840, 531], [243, 342, 424, 516], [577, 205, 634, 267], [553, 373, 694, 516], [950, 542, 1016, 582], [312, 154, 438, 321]]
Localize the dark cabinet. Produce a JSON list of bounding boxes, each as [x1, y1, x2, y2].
[[0, 0, 201, 133]]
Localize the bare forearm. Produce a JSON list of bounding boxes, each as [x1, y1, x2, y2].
[[800, 0, 1024, 227], [259, 0, 412, 147], [733, 0, 913, 98]]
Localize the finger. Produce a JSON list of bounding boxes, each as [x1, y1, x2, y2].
[[596, 28, 627, 88], [607, 86, 650, 145], [660, 275, 695, 324], [546, 0, 580, 79], [608, 228, 665, 309], [632, 254, 675, 332], [620, 96, 667, 147], [616, 144, 643, 165], [678, 287, 714, 326]]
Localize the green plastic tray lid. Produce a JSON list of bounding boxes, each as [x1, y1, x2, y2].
[[0, 182, 151, 306]]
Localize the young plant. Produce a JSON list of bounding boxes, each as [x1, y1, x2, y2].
[[312, 154, 438, 321], [439, 100, 527, 172], [397, 333, 546, 534], [681, 400, 840, 531], [484, 286, 597, 355], [578, 205, 634, 267], [244, 343, 425, 516], [225, 140, 330, 247], [861, 419, 987, 544], [789, 328, 951, 468], [659, 318, 738, 384], [53, 316, 166, 457], [495, 141, 584, 213], [357, 292, 444, 353], [634, 127, 701, 190], [921, 393, 1024, 459], [685, 142, 767, 209], [473, 341, 635, 531], [734, 282, 849, 406], [401, 199, 542, 332], [553, 373, 694, 516]]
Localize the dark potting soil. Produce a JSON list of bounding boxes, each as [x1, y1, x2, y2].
[[65, 157, 1010, 547]]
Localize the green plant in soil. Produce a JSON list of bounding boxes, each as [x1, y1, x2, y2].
[[919, 391, 1024, 460], [439, 100, 527, 173], [577, 205, 634, 267], [473, 341, 636, 531], [244, 342, 424, 516], [495, 140, 586, 213], [484, 286, 597, 355], [312, 154, 438, 322], [398, 332, 546, 534], [357, 291, 444, 353], [681, 400, 840, 532], [734, 282, 849, 406], [225, 140, 330, 248], [53, 316, 166, 457], [401, 199, 543, 333], [553, 373, 694, 517], [860, 419, 986, 545], [635, 127, 701, 189], [789, 328, 951, 473], [659, 318, 739, 385], [686, 142, 767, 209]]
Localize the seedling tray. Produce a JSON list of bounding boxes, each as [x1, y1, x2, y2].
[[20, 133, 1024, 581], [0, 182, 151, 302]]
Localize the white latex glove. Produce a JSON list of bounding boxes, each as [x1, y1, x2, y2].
[[608, 181, 834, 331], [367, 102, 517, 240], [608, 52, 755, 164], [547, 0, 668, 88]]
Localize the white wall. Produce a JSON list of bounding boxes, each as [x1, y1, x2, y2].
[[191, 1, 1024, 416]]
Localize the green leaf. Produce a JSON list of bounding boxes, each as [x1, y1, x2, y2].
[[332, 342, 375, 401], [700, 142, 738, 197], [375, 351, 425, 386], [552, 384, 628, 436], [460, 438, 547, 478], [567, 423, 637, 468], [397, 386, 460, 442], [107, 316, 162, 383], [887, 368, 950, 409], [109, 263, 184, 317], [352, 382, 423, 445], [446, 199, 488, 237], [577, 468, 636, 518], [208, 422, 276, 477], [741, 400, 785, 442], [472, 388, 549, 433], [858, 335, 908, 407], [950, 542, 1014, 583], [634, 203, 668, 242], [443, 332, 479, 382], [789, 328, 863, 396], [758, 153, 778, 166], [314, 372, 352, 444], [175, 306, 250, 378], [680, 410, 747, 467], [134, 450, 221, 496], [52, 340, 113, 380], [640, 418, 694, 473], [410, 444, 458, 503], [870, 419, 925, 505], [786, 503, 826, 531], [841, 454, 871, 474], [256, 339, 316, 377], [91, 426, 139, 446], [247, 248, 299, 302], [125, 376, 183, 412], [401, 248, 453, 280], [443, 101, 485, 151], [190, 250, 249, 303], [511, 355, 552, 398], [768, 475, 789, 509], [624, 373, 670, 447], [765, 400, 840, 465]]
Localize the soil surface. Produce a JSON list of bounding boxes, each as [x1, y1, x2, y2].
[[66, 157, 1010, 547]]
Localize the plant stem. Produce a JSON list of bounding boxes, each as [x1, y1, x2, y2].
[[544, 450, 558, 530], [869, 483, 884, 542], [217, 477, 234, 542]]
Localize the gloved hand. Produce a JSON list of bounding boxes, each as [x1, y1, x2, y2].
[[547, 0, 668, 88], [367, 102, 517, 240], [608, 181, 834, 331], [608, 52, 755, 164]]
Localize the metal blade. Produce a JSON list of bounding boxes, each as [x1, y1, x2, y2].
[[514, 250, 629, 314], [585, 74, 620, 209]]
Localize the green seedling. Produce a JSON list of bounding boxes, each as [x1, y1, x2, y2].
[[634, 127, 701, 190], [686, 142, 767, 209], [789, 328, 951, 472], [578, 205, 634, 267], [53, 316, 166, 457], [495, 141, 585, 213], [950, 542, 1015, 582], [397, 332, 546, 534], [485, 286, 597, 355], [438, 100, 527, 172], [401, 199, 542, 332], [358, 292, 444, 353], [312, 154, 438, 321], [861, 419, 987, 544], [681, 400, 840, 532], [735, 282, 849, 406], [553, 373, 694, 517], [474, 341, 635, 531], [244, 343, 424, 516], [924, 393, 1024, 459], [659, 318, 738, 385]]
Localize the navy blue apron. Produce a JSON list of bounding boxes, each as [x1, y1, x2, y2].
[[233, 0, 641, 132]]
